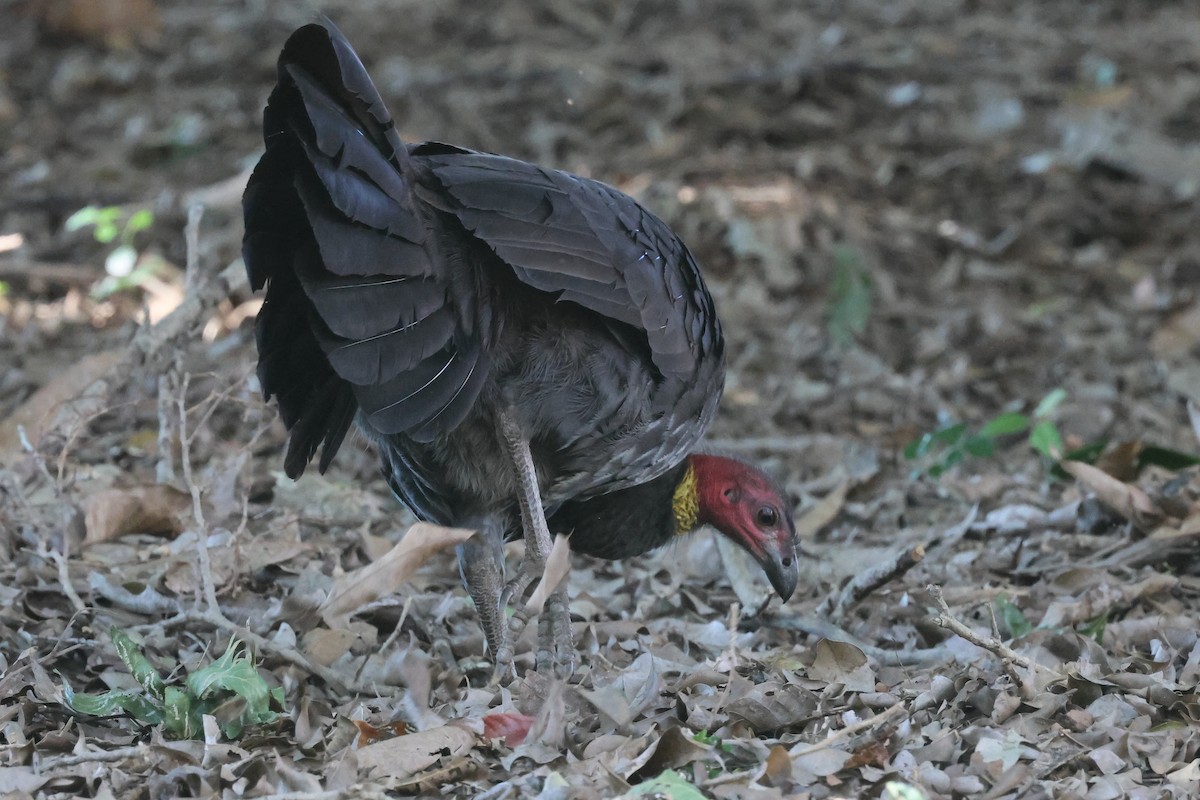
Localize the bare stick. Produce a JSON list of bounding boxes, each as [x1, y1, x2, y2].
[[37, 744, 150, 770], [790, 701, 907, 757], [773, 615, 954, 667], [817, 543, 926, 624], [155, 374, 177, 484], [927, 584, 1057, 685]]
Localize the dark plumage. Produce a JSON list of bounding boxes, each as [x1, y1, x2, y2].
[[244, 19, 799, 673]]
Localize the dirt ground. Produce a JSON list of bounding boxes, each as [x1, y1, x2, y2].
[[2, 0, 1200, 797]]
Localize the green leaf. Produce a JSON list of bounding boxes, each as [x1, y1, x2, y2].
[[1029, 420, 1064, 459], [1079, 614, 1107, 643], [827, 246, 872, 345], [163, 686, 197, 738], [625, 770, 708, 799], [978, 412, 1030, 438], [1137, 445, 1200, 472], [62, 681, 165, 725], [126, 209, 154, 235], [1033, 388, 1068, 418], [186, 640, 274, 724], [931, 423, 967, 447], [64, 206, 101, 231], [963, 435, 996, 458], [996, 597, 1032, 638], [109, 627, 167, 702]]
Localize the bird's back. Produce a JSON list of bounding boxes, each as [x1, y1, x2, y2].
[[244, 20, 725, 530]]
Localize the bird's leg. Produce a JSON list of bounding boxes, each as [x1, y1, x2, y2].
[[456, 518, 512, 677], [536, 587, 575, 677], [497, 409, 573, 671]]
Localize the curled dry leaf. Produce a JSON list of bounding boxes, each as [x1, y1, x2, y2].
[[355, 722, 475, 779], [83, 485, 190, 544], [1060, 459, 1161, 529], [320, 523, 475, 627]]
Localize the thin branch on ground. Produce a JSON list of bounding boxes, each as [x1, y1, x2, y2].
[[816, 543, 926, 624], [37, 744, 150, 770], [773, 615, 954, 667], [927, 584, 1058, 687], [790, 701, 907, 757]]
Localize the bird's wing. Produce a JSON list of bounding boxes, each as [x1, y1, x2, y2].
[[243, 20, 490, 476], [411, 149, 721, 385]]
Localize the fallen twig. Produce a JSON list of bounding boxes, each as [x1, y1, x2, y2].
[[789, 701, 907, 757], [37, 744, 150, 770], [772, 615, 954, 667], [816, 543, 926, 624], [927, 584, 1058, 693]]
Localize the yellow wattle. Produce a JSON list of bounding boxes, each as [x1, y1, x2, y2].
[[672, 462, 699, 534]]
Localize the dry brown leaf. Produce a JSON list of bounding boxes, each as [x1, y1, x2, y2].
[[83, 485, 190, 544], [1060, 459, 1161, 529], [0, 349, 121, 457], [1094, 440, 1143, 483], [320, 523, 475, 626], [525, 534, 571, 615], [762, 744, 793, 787], [302, 628, 360, 668], [356, 723, 475, 779], [1152, 302, 1200, 363], [725, 682, 818, 733], [30, 0, 161, 48], [795, 479, 849, 539], [808, 639, 876, 693]]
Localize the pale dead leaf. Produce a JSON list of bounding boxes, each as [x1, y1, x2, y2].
[[808, 639, 876, 693], [795, 479, 849, 538], [83, 485, 190, 544], [1188, 401, 1200, 448], [320, 523, 475, 626], [1060, 459, 1161, 528], [525, 534, 571, 615], [356, 723, 475, 779]]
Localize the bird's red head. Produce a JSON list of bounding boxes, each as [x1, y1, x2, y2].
[[686, 453, 799, 601]]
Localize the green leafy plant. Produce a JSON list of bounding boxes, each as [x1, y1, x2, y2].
[[827, 245, 872, 346], [64, 205, 158, 298], [62, 627, 283, 740], [905, 389, 1067, 478], [995, 596, 1032, 639]]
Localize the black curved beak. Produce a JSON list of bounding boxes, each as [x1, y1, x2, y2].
[[761, 541, 799, 602]]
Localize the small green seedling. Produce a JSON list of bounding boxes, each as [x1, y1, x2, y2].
[[905, 389, 1067, 478], [827, 245, 872, 346], [62, 627, 283, 740], [65, 205, 157, 298], [995, 596, 1032, 639]]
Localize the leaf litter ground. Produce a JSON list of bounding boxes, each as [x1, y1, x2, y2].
[[1, 0, 1200, 797]]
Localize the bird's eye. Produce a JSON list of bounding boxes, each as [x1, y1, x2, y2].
[[756, 506, 779, 527]]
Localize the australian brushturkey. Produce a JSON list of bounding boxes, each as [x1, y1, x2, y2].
[[243, 19, 799, 674]]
